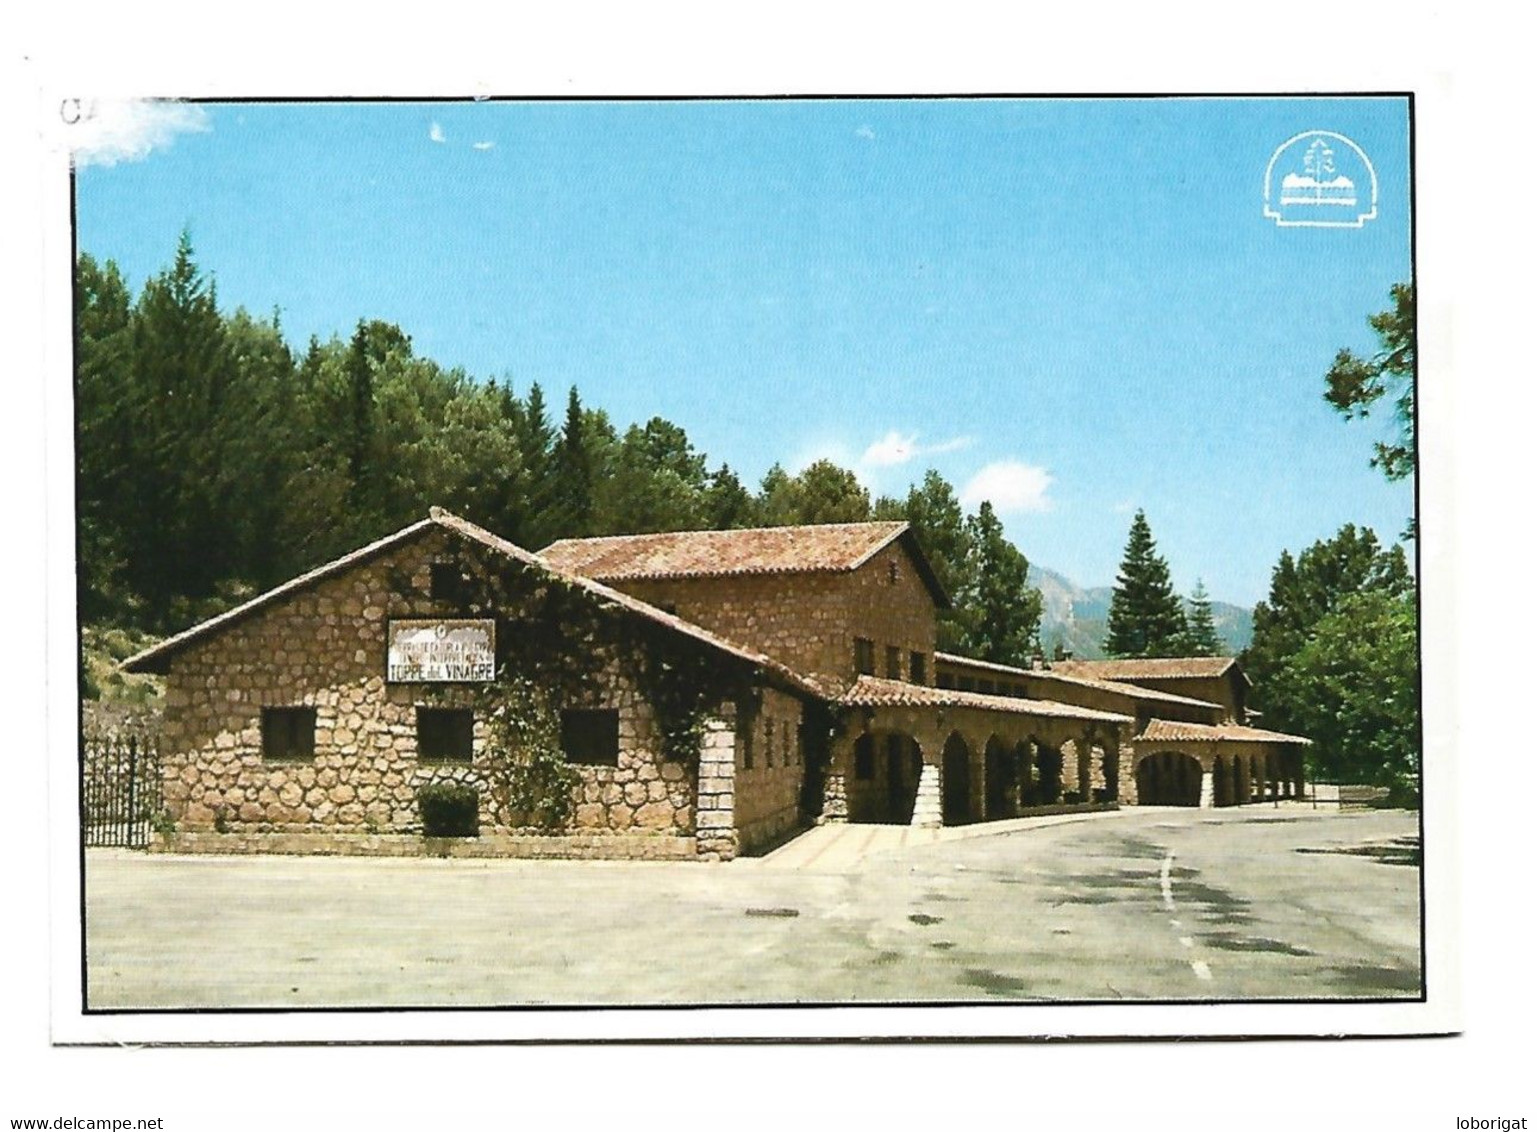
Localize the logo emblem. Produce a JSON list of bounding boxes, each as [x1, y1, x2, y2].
[[1263, 131, 1378, 229]]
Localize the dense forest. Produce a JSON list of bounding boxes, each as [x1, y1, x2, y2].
[[74, 237, 1420, 798], [76, 234, 1043, 690]]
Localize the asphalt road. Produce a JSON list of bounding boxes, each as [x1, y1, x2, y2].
[[83, 805, 1422, 1009]]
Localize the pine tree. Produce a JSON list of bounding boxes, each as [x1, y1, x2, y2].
[[548, 387, 594, 539], [1104, 510, 1188, 658], [955, 502, 1043, 666], [1181, 579, 1222, 657]]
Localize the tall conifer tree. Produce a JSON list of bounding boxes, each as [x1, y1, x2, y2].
[[1104, 510, 1188, 657], [1181, 579, 1222, 657]]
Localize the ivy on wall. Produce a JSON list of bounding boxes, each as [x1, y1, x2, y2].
[[395, 539, 759, 826]]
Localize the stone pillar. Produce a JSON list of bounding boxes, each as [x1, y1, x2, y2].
[[821, 734, 850, 824], [1078, 734, 1093, 801], [912, 763, 942, 828], [1199, 768, 1215, 809], [695, 715, 738, 861]]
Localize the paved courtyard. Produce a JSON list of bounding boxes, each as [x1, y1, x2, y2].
[[84, 805, 1422, 1009]]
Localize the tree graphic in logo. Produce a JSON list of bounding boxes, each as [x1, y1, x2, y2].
[[1264, 130, 1378, 228]]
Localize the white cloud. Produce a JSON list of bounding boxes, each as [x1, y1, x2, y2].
[[472, 140, 495, 151], [854, 124, 876, 140], [429, 122, 446, 143], [1111, 498, 1138, 515], [69, 99, 209, 168], [860, 430, 973, 469], [961, 460, 1055, 514]]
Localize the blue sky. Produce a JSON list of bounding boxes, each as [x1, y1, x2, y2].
[[74, 96, 1414, 606]]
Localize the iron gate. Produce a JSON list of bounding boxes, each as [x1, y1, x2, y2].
[[82, 732, 162, 848]]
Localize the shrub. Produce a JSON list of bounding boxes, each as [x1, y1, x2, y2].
[[417, 781, 481, 838]]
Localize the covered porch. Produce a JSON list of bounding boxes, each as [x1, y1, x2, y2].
[[1130, 719, 1311, 807], [821, 676, 1133, 828]]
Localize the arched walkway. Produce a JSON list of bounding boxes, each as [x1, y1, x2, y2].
[[942, 732, 973, 825], [984, 736, 1013, 820], [1135, 750, 1204, 806], [1033, 741, 1064, 805], [848, 731, 924, 823]]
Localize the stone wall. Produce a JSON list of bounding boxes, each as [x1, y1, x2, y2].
[[616, 545, 937, 693], [158, 528, 698, 845], [1118, 674, 1245, 723], [733, 687, 807, 855]]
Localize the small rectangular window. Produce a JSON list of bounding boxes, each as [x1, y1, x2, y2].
[[910, 652, 927, 685], [417, 707, 474, 763], [741, 722, 754, 770], [430, 562, 463, 603], [262, 707, 316, 762], [885, 646, 902, 680], [561, 709, 620, 766], [936, 672, 955, 690], [854, 637, 876, 675], [764, 718, 775, 768]]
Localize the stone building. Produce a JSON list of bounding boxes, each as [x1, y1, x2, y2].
[[124, 508, 1309, 860]]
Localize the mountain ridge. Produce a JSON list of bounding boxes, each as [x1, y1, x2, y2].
[[1030, 564, 1253, 660]]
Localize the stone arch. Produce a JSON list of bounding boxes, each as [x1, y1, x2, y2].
[[1033, 738, 1064, 805], [847, 729, 924, 824], [1013, 739, 1035, 807], [941, 731, 974, 825], [984, 735, 1014, 820], [1135, 750, 1204, 806], [1213, 754, 1231, 807]]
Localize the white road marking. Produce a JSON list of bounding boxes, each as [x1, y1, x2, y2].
[[1162, 851, 1213, 984]]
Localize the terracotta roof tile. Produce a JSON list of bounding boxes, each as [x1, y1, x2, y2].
[[1054, 657, 1250, 684], [840, 675, 1133, 725], [1136, 718, 1310, 745], [123, 509, 827, 701], [540, 522, 950, 608], [933, 651, 1225, 711]]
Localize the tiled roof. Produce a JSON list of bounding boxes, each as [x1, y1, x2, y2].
[[540, 522, 950, 608], [122, 508, 827, 701], [1054, 657, 1251, 685], [1136, 718, 1310, 745], [932, 651, 1224, 711], [839, 675, 1133, 726]]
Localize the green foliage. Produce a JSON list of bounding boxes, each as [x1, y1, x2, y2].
[[475, 677, 578, 832], [1324, 282, 1416, 484], [1104, 510, 1188, 657], [80, 624, 164, 707], [1269, 590, 1418, 799], [1243, 524, 1412, 716], [73, 236, 1045, 676], [1242, 524, 1416, 792], [953, 502, 1043, 666], [416, 781, 482, 837], [1180, 580, 1223, 657], [758, 460, 871, 525]]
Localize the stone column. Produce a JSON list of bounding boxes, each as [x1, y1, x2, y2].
[[821, 734, 850, 824], [1077, 733, 1093, 801], [1199, 767, 1215, 809], [695, 715, 738, 861], [911, 762, 942, 828]]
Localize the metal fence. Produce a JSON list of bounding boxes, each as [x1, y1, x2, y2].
[[82, 731, 163, 848]]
